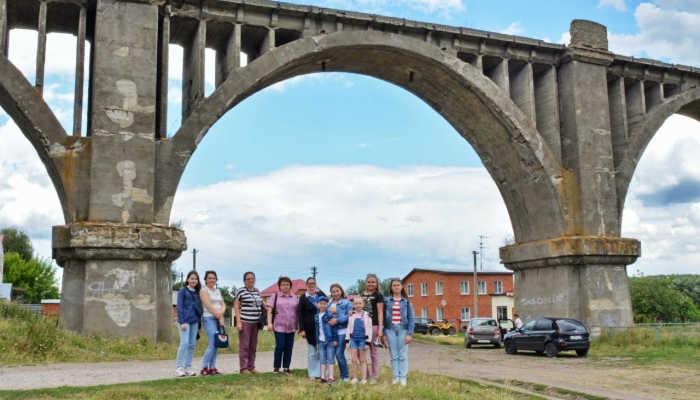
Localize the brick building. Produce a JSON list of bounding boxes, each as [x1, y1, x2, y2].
[[402, 268, 515, 331]]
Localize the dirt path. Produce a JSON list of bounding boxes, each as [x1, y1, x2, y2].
[[0, 340, 694, 399]]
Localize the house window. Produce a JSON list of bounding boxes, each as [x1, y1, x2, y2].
[[420, 282, 428, 296], [494, 281, 503, 294], [422, 308, 428, 319], [407, 284, 414, 297], [436, 308, 443, 321], [478, 281, 487, 294], [497, 306, 507, 320], [435, 281, 443, 295], [460, 281, 469, 295], [461, 307, 471, 321]]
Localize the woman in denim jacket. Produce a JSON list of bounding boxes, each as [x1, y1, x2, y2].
[[382, 278, 415, 386], [327, 283, 353, 382]]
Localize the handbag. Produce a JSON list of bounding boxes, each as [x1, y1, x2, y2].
[[214, 324, 229, 348]]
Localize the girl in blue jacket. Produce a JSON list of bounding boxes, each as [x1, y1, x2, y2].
[[328, 283, 353, 382], [383, 278, 415, 386], [175, 270, 203, 377]]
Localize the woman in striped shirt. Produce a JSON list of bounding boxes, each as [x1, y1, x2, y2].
[[234, 271, 263, 374], [383, 278, 414, 386]]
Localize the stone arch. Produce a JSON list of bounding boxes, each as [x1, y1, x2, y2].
[[0, 54, 71, 221], [165, 30, 568, 242], [615, 87, 700, 220]]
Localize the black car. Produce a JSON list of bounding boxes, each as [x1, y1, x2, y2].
[[503, 317, 590, 357], [414, 317, 430, 335]]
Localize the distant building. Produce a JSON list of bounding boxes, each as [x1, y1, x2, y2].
[[260, 279, 307, 304], [402, 268, 515, 332]]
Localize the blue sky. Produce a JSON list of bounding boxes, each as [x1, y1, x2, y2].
[[2, 0, 700, 293]]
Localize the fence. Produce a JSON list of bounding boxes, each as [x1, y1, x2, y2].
[[591, 322, 700, 344]]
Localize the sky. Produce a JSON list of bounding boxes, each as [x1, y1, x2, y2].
[[1, 0, 699, 294]]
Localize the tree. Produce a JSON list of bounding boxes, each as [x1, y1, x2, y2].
[[668, 275, 700, 308], [3, 252, 59, 303], [1, 227, 34, 261], [345, 277, 392, 295], [219, 285, 237, 318], [629, 276, 700, 322]]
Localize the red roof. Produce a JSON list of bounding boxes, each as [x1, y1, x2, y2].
[[260, 279, 307, 297]]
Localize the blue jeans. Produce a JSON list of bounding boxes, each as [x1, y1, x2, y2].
[[273, 331, 295, 369], [176, 321, 199, 369], [385, 324, 409, 379], [319, 341, 336, 365], [335, 335, 348, 379], [306, 342, 320, 377], [201, 317, 219, 370]]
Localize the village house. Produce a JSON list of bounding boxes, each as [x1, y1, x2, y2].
[[402, 268, 515, 332]]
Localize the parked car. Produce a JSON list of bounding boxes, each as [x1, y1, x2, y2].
[[464, 318, 502, 348], [503, 317, 590, 357], [414, 317, 430, 335]]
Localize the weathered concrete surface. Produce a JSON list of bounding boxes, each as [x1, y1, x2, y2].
[[2, 0, 700, 336], [53, 223, 186, 341]]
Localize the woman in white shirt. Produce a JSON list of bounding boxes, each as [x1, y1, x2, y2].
[[200, 270, 226, 376]]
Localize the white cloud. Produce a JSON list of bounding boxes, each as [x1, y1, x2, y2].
[[598, 0, 627, 11], [608, 3, 700, 66], [654, 0, 700, 13], [8, 30, 87, 80], [622, 115, 700, 275], [500, 21, 523, 36]]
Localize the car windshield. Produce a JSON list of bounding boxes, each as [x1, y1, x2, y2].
[[557, 319, 587, 331]]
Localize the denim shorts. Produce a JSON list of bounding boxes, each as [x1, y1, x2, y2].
[[349, 337, 366, 349]]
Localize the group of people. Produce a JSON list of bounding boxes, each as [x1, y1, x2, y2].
[[175, 271, 415, 385]]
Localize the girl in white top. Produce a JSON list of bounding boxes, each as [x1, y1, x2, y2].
[[200, 270, 226, 376]]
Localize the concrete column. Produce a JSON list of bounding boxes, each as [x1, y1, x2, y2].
[[487, 58, 510, 95], [645, 82, 664, 110], [156, 9, 169, 140], [502, 21, 639, 329], [509, 62, 536, 124], [501, 237, 638, 328], [259, 28, 275, 56], [625, 80, 646, 135], [0, 0, 7, 56], [36, 1, 47, 92], [534, 65, 561, 163], [182, 19, 206, 119], [73, 6, 87, 136], [214, 23, 241, 88], [558, 20, 618, 237], [56, 0, 186, 340], [53, 224, 186, 341]]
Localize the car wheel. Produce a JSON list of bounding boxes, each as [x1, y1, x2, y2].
[[545, 343, 558, 358], [504, 340, 517, 354], [576, 348, 589, 357], [430, 328, 440, 336], [447, 327, 456, 336]]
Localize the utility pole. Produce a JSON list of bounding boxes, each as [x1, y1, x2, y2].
[[473, 250, 479, 319], [180, 272, 184, 284], [311, 265, 318, 280], [478, 235, 489, 270], [192, 248, 198, 271]]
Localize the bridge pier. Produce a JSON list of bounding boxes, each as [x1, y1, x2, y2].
[[53, 224, 186, 341], [501, 237, 639, 328]]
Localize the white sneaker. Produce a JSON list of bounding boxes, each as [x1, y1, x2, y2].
[[175, 367, 186, 377], [350, 378, 358, 384], [392, 378, 399, 384], [360, 380, 367, 385], [400, 378, 407, 386], [185, 368, 196, 376], [341, 378, 350, 383]]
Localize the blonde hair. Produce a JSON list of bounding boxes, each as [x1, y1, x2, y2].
[[353, 297, 365, 306]]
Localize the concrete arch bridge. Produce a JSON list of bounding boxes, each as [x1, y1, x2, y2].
[[1, 0, 698, 339]]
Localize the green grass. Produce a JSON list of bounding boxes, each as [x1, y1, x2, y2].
[[499, 380, 608, 400], [413, 332, 464, 346], [0, 301, 275, 365], [590, 325, 700, 364], [0, 368, 539, 400]]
